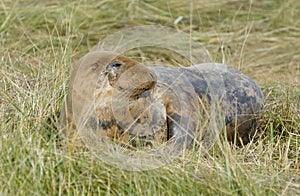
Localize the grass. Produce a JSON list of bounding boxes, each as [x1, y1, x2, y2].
[[0, 0, 299, 195]]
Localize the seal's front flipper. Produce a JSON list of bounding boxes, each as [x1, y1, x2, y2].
[[167, 112, 195, 152]]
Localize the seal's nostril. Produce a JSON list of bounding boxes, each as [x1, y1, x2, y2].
[[149, 72, 157, 83], [150, 72, 156, 78]]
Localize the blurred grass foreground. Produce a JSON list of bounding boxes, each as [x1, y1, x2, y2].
[[0, 0, 299, 195]]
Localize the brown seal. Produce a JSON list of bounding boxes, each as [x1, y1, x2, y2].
[[60, 51, 264, 149]]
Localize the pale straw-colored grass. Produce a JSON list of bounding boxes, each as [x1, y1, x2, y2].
[[0, 0, 299, 195]]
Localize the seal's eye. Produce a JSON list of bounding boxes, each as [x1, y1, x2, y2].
[[110, 61, 122, 68]]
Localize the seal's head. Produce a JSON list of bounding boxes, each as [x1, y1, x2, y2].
[[105, 55, 157, 99]]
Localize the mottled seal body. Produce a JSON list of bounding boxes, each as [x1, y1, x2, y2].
[[149, 64, 264, 145], [60, 51, 264, 149]]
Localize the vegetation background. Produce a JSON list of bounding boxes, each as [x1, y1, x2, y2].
[[0, 0, 299, 195]]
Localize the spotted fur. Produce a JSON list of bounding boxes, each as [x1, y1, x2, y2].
[[60, 51, 264, 149]]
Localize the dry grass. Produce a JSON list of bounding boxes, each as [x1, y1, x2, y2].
[[0, 0, 299, 195]]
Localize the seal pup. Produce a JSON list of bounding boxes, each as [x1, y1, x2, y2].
[[60, 51, 264, 149]]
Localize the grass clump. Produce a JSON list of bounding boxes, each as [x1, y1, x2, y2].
[[0, 0, 299, 195]]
